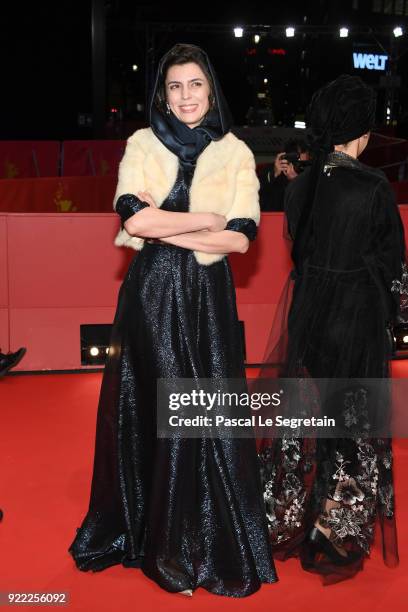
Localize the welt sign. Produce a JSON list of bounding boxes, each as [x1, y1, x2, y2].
[[353, 52, 388, 70]]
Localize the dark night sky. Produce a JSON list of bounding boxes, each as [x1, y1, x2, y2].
[[1, 0, 408, 139]]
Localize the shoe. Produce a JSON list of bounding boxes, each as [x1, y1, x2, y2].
[[0, 348, 26, 377], [178, 590, 193, 597], [305, 527, 361, 566]]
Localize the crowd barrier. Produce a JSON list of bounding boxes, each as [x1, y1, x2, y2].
[[1, 209, 408, 372], [0, 141, 125, 179], [0, 175, 407, 214], [61, 141, 125, 177], [0, 176, 116, 213], [0, 141, 60, 179], [360, 133, 408, 182], [1, 133, 407, 181]]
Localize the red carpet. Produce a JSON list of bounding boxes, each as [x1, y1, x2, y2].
[[0, 373, 407, 612]]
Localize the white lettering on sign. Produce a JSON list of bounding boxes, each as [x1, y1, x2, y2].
[[353, 52, 388, 70]]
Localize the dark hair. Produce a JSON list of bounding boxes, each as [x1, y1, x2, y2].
[[155, 43, 215, 112]]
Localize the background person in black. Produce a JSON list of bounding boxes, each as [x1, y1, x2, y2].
[[258, 75, 406, 584], [259, 138, 310, 212]]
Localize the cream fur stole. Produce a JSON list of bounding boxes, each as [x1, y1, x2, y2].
[[113, 127, 260, 265]]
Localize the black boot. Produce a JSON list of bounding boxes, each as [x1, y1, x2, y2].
[[0, 348, 27, 377], [304, 527, 361, 567]]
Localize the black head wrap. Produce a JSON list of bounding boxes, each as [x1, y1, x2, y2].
[[292, 74, 376, 269], [149, 43, 233, 166], [307, 74, 376, 154]]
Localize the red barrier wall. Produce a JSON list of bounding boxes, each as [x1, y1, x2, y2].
[[0, 176, 116, 213], [0, 176, 407, 214], [62, 141, 125, 176], [0, 141, 60, 178], [0, 216, 8, 354], [1, 209, 408, 371]]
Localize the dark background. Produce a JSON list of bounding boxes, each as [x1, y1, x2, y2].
[[2, 0, 408, 139]]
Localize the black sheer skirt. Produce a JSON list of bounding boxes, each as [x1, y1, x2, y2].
[[257, 266, 399, 584], [68, 239, 277, 596]]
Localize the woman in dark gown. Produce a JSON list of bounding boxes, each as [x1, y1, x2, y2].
[[258, 75, 406, 584], [68, 44, 277, 597]]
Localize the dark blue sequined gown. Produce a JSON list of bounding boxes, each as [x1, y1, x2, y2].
[[68, 163, 277, 596]]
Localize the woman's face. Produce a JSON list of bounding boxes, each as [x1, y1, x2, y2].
[[165, 62, 211, 128]]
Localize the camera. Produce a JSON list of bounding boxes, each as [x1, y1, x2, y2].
[[282, 151, 312, 174]]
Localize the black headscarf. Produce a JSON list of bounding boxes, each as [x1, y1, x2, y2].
[[292, 74, 376, 269], [149, 44, 233, 166], [307, 74, 376, 154]]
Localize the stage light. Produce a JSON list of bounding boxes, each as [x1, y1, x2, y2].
[[263, 78, 268, 84], [254, 34, 260, 44], [393, 26, 403, 37], [286, 27, 295, 38], [393, 321, 408, 352], [81, 324, 112, 366], [234, 27, 244, 38], [339, 27, 349, 38], [294, 121, 306, 129], [132, 64, 138, 71]]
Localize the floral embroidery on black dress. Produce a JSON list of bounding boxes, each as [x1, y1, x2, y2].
[[391, 262, 408, 315], [259, 433, 394, 556]]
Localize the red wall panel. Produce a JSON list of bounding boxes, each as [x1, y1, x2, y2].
[[1, 208, 408, 371], [0, 176, 405, 217], [0, 176, 116, 213], [9, 307, 115, 371], [62, 141, 125, 177], [0, 309, 8, 354], [0, 141, 60, 178], [7, 214, 131, 308], [0, 216, 8, 308]]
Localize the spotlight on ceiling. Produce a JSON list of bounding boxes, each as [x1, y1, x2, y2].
[[254, 34, 260, 44], [339, 27, 349, 38], [393, 26, 403, 37], [234, 27, 244, 38], [286, 27, 295, 38]]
